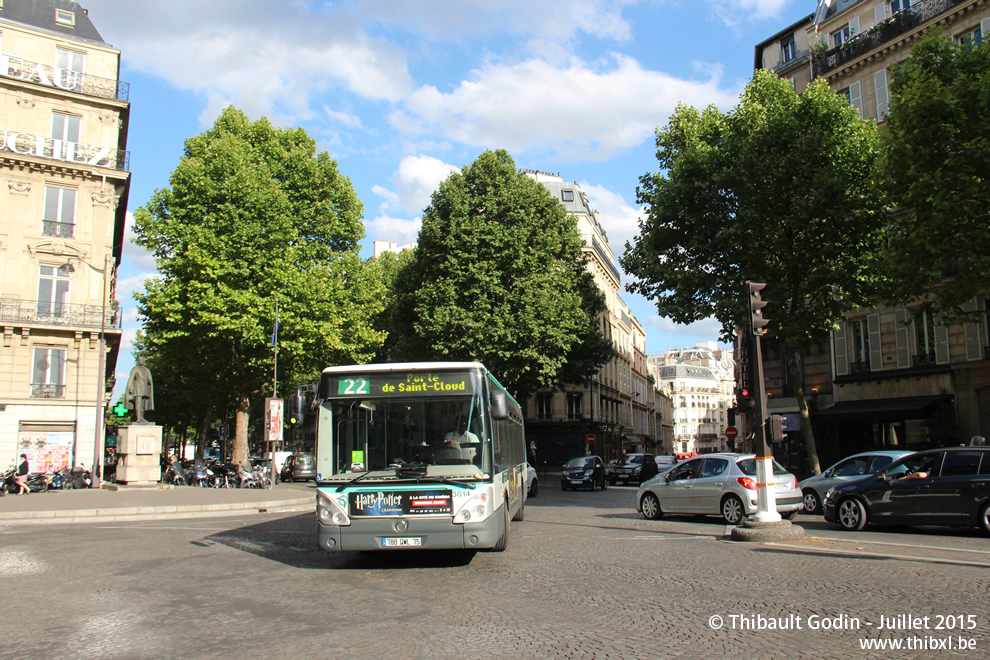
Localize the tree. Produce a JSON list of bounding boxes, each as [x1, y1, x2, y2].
[[881, 31, 990, 320], [133, 107, 383, 465], [390, 149, 613, 401], [621, 71, 888, 474]]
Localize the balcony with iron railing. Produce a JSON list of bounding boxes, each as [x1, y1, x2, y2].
[[814, 0, 966, 75], [31, 383, 66, 399], [0, 129, 130, 171], [42, 220, 74, 238], [1, 53, 129, 101], [0, 298, 120, 330]]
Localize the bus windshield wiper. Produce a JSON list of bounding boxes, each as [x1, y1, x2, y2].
[[335, 470, 379, 492]]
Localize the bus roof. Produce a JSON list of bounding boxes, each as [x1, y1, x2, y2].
[[320, 362, 486, 374]]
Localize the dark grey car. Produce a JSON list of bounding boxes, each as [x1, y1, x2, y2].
[[279, 453, 316, 482], [824, 447, 990, 535]]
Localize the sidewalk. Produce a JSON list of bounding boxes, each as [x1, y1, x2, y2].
[[0, 482, 315, 525]]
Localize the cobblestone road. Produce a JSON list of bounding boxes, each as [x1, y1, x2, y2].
[[2, 480, 988, 659]]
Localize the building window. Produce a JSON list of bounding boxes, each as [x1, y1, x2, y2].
[[43, 187, 76, 238], [831, 25, 851, 48], [37, 265, 71, 318], [566, 393, 583, 420], [561, 190, 574, 202], [32, 347, 66, 398], [851, 319, 871, 373], [958, 26, 983, 49], [55, 48, 85, 92], [54, 9, 75, 27], [780, 34, 796, 63], [842, 81, 863, 118], [915, 312, 937, 365], [889, 0, 914, 14], [536, 393, 553, 421]]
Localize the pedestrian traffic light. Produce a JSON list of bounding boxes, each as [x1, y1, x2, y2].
[[747, 281, 770, 336]]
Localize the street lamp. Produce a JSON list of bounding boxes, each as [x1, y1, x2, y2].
[[59, 254, 112, 487]]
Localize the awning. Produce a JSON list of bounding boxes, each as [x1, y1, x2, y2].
[[812, 395, 953, 423]]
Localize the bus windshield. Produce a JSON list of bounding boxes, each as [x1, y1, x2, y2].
[[328, 393, 489, 476]]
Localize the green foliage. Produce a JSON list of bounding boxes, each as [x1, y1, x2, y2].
[[881, 32, 990, 319], [390, 149, 613, 400], [621, 70, 888, 345], [132, 107, 383, 461]]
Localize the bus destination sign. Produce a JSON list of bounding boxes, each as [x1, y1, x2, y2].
[[333, 371, 473, 397]]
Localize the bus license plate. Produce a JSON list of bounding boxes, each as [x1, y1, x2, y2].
[[383, 537, 421, 547]]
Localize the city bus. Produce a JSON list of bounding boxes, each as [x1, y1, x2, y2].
[[314, 362, 527, 552]]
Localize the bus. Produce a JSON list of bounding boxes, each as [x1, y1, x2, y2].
[[314, 362, 527, 552]]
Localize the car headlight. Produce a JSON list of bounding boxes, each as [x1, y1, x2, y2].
[[584, 470, 594, 477], [823, 487, 837, 504]]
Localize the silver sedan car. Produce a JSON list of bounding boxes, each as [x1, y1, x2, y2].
[[636, 453, 803, 525], [798, 450, 912, 513]]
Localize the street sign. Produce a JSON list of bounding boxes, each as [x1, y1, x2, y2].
[[113, 402, 127, 416], [585, 433, 596, 444], [218, 424, 227, 437], [725, 426, 738, 440]]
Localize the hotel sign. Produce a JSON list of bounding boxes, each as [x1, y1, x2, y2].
[[1, 128, 127, 171]]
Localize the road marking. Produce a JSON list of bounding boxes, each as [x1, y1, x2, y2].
[[804, 536, 990, 556], [764, 542, 990, 569]]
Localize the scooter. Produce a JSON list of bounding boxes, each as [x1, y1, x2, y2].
[[2, 467, 29, 495], [70, 466, 93, 489], [25, 472, 53, 492]]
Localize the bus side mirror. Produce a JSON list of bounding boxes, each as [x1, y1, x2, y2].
[[491, 390, 508, 420]]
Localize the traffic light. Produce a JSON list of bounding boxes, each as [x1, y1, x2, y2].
[[769, 415, 784, 443], [748, 281, 770, 336], [737, 387, 754, 410], [285, 390, 306, 426], [727, 407, 736, 425]]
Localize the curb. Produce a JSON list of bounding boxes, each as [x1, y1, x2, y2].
[[0, 496, 314, 526]]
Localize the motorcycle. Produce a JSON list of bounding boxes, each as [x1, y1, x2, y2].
[[162, 460, 185, 486], [2, 467, 29, 495], [70, 466, 93, 489], [185, 459, 210, 487], [25, 472, 53, 493]]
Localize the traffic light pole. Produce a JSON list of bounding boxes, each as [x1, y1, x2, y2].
[[750, 329, 780, 522]]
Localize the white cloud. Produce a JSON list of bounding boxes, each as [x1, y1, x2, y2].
[[373, 155, 460, 216], [577, 182, 643, 258], [390, 54, 738, 161], [83, 0, 414, 126], [706, 0, 796, 28], [365, 214, 423, 248], [354, 0, 635, 42]]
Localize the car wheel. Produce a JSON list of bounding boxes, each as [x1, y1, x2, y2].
[[721, 495, 745, 525], [978, 501, 990, 537], [641, 493, 663, 520], [802, 489, 821, 514], [836, 498, 868, 531], [529, 480, 538, 498], [561, 483, 568, 491], [601, 478, 607, 491]]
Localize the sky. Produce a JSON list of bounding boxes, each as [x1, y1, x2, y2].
[[73, 0, 815, 401]]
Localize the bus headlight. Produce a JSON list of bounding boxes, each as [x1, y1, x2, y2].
[[453, 489, 491, 524], [317, 492, 350, 526]]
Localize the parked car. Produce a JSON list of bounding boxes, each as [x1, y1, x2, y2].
[[525, 462, 538, 497], [279, 453, 317, 482], [636, 453, 803, 525], [823, 446, 990, 535], [654, 455, 676, 472], [799, 450, 912, 513], [561, 455, 608, 491], [611, 453, 658, 485]]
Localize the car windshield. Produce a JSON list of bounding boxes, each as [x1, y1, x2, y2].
[[565, 457, 594, 469], [736, 458, 789, 476], [621, 454, 643, 465]]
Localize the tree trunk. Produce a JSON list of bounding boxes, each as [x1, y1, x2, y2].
[[784, 342, 821, 475], [196, 404, 213, 460], [232, 381, 251, 466]]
